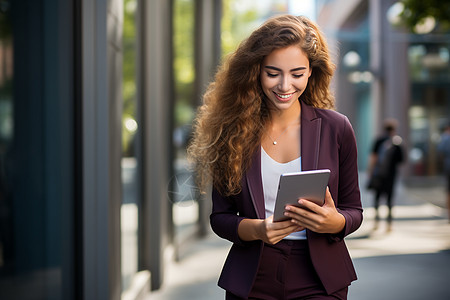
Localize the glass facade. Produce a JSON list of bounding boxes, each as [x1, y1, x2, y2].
[[317, 0, 450, 181], [408, 42, 450, 176], [0, 1, 76, 298], [0, 0, 14, 289], [336, 20, 372, 170]]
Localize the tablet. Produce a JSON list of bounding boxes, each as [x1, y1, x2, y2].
[[273, 169, 330, 222]]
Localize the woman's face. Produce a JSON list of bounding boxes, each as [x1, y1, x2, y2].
[[260, 45, 312, 112]]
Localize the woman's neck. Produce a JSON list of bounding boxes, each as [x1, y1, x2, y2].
[[269, 101, 301, 127]]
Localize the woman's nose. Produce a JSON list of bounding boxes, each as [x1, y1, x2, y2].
[[278, 76, 291, 91]]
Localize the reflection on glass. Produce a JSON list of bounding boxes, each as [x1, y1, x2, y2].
[[1, 2, 73, 298], [409, 43, 450, 82], [0, 0, 13, 288], [408, 41, 450, 176], [409, 89, 450, 176]]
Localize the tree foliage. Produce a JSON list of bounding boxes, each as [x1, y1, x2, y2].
[[122, 0, 138, 156], [173, 0, 195, 127], [400, 0, 450, 32], [221, 0, 260, 56]]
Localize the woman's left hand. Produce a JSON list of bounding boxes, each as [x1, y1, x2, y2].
[[284, 187, 345, 234]]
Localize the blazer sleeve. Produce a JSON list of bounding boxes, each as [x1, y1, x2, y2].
[[210, 188, 249, 247], [330, 115, 363, 241]]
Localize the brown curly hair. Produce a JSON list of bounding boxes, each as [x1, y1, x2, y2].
[[188, 15, 336, 196]]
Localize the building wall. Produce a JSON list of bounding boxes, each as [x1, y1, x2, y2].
[[318, 0, 450, 180], [318, 0, 409, 172]]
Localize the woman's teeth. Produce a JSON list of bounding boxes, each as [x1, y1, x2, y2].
[[275, 92, 293, 99]]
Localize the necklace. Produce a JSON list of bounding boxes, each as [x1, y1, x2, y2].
[[266, 119, 300, 145]]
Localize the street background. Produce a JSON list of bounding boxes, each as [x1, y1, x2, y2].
[[3, 1, 450, 299], [146, 173, 450, 300]]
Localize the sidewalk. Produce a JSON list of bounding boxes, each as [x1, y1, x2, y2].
[[146, 176, 450, 300]]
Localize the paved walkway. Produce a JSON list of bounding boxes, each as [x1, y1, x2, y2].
[[146, 177, 450, 300]]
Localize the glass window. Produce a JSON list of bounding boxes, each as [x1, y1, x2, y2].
[[338, 36, 371, 170], [0, 1, 76, 298], [408, 42, 450, 176], [0, 0, 14, 285]]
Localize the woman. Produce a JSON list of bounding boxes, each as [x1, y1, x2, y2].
[[188, 15, 362, 300]]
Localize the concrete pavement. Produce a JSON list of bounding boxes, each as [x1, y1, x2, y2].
[[347, 179, 450, 300], [146, 176, 450, 300]]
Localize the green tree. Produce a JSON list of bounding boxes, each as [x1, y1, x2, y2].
[[173, 0, 195, 127], [122, 0, 138, 156], [400, 0, 450, 32], [221, 0, 259, 56]]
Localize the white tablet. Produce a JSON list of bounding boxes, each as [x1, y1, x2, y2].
[[273, 169, 330, 222]]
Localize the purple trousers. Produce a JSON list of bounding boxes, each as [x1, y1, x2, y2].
[[226, 239, 348, 300]]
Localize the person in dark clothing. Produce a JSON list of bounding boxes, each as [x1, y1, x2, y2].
[[367, 119, 404, 231], [437, 122, 450, 222]]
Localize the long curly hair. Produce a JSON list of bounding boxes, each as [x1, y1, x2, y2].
[[188, 15, 336, 196]]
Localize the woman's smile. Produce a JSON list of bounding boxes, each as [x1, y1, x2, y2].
[[273, 91, 297, 101]]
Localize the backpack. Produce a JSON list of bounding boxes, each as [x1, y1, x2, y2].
[[438, 133, 450, 174], [367, 136, 403, 190]]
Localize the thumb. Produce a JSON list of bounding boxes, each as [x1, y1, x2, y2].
[[323, 187, 335, 207]]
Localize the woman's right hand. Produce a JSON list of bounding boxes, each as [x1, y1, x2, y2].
[[238, 215, 304, 244]]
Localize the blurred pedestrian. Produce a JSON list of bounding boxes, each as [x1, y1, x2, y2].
[[437, 122, 450, 222], [188, 15, 362, 300], [367, 118, 404, 231]]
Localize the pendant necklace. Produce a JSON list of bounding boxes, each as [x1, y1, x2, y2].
[[266, 119, 300, 145]]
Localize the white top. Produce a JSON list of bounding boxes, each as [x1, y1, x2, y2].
[[261, 147, 306, 240]]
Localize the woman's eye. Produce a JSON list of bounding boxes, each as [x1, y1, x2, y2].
[[293, 74, 304, 78], [266, 72, 278, 77]]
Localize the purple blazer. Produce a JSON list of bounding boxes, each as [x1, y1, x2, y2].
[[210, 101, 363, 298]]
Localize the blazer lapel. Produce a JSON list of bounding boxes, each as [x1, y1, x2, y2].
[[246, 147, 265, 219], [301, 101, 322, 171]]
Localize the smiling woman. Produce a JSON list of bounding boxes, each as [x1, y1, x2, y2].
[[188, 14, 362, 300]]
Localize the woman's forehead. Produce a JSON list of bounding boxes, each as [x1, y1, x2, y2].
[[262, 46, 309, 68]]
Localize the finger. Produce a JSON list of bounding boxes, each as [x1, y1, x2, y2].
[[285, 205, 321, 227], [267, 224, 302, 243], [265, 216, 301, 235], [291, 216, 316, 230], [294, 197, 321, 213], [264, 215, 283, 230], [277, 223, 302, 234], [269, 217, 296, 229], [289, 220, 306, 232], [285, 205, 311, 218], [289, 211, 327, 232]]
